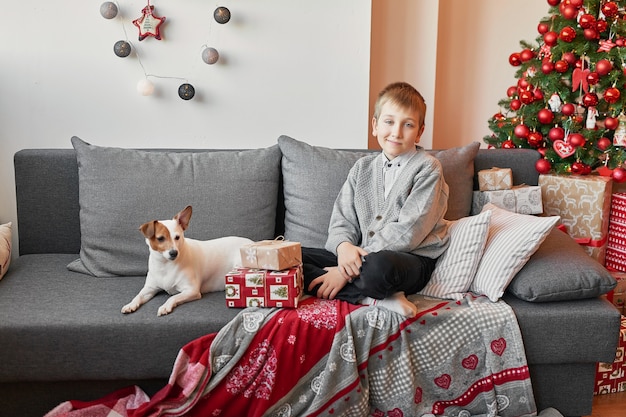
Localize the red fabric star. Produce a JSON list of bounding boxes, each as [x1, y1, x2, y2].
[[133, 5, 166, 41]]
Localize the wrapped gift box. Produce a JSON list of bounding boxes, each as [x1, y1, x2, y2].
[[603, 271, 626, 314], [240, 239, 302, 271], [478, 167, 513, 191], [606, 193, 626, 272], [539, 174, 613, 264], [471, 185, 543, 215], [594, 315, 626, 395], [225, 266, 303, 308]]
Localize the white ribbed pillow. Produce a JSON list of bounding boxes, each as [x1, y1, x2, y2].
[[470, 204, 560, 302], [0, 222, 11, 280], [419, 210, 491, 300]]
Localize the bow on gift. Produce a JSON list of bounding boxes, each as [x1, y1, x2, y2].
[[572, 67, 591, 93], [556, 224, 607, 247]]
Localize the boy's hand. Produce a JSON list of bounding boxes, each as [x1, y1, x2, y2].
[[308, 267, 348, 300], [337, 242, 368, 278]]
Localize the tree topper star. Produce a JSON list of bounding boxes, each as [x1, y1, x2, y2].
[[133, 4, 166, 41]]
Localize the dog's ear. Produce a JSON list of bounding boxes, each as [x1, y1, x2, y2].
[[175, 206, 193, 230], [139, 221, 157, 238]]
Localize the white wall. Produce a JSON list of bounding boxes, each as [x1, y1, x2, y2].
[[433, 0, 548, 149], [0, 1, 372, 250]]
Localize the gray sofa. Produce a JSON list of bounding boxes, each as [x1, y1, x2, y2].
[[0, 135, 621, 417]]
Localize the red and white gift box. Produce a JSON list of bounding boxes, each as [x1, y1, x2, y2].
[[594, 315, 626, 395], [225, 266, 303, 308], [606, 193, 626, 272], [240, 239, 302, 271]]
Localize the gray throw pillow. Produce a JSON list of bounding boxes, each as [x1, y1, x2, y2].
[[277, 135, 480, 248], [507, 227, 617, 302], [68, 137, 281, 277]]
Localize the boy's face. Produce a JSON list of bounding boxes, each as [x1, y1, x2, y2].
[[372, 101, 424, 160]]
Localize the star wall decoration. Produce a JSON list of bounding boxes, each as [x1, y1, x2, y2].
[[133, 4, 166, 41]]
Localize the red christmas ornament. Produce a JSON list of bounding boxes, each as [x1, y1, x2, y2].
[[549, 126, 565, 141], [544, 31, 559, 46], [601, 1, 619, 18], [604, 87, 621, 103], [554, 60, 569, 73], [559, 26, 576, 42], [514, 124, 530, 138], [569, 0, 583, 7], [579, 13, 596, 29], [584, 28, 599, 40], [561, 5, 578, 20], [571, 161, 590, 175], [502, 140, 516, 149], [596, 59, 613, 76], [562, 52, 577, 65], [528, 131, 544, 148], [535, 159, 552, 174], [605, 116, 619, 130], [612, 167, 626, 183], [547, 0, 560, 6], [582, 92, 599, 107], [597, 19, 608, 33], [520, 49, 535, 62], [541, 61, 554, 74], [132, 3, 166, 41], [509, 53, 522, 66], [507, 86, 518, 97], [597, 137, 612, 150], [510, 99, 522, 111], [538, 108, 555, 124], [519, 90, 535, 104], [517, 78, 530, 89], [534, 88, 544, 101], [586, 71, 599, 85], [561, 103, 576, 116], [538, 22, 550, 34], [568, 133, 586, 147]]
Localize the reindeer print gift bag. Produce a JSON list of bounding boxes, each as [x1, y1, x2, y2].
[[539, 174, 612, 264]]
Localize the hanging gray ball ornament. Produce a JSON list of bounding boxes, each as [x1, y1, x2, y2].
[[214, 7, 231, 24], [202, 47, 219, 64], [113, 40, 131, 58], [100, 2, 118, 19], [178, 83, 195, 100]]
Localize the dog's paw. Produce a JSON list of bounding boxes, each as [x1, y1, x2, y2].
[[121, 303, 137, 314], [157, 304, 173, 316]]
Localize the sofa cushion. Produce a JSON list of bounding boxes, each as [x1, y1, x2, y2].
[[470, 204, 560, 302], [278, 136, 480, 248], [68, 137, 281, 277], [507, 227, 617, 302], [0, 222, 10, 279], [419, 211, 491, 300]]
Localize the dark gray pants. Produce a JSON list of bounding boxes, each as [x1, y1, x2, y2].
[[302, 247, 436, 304]]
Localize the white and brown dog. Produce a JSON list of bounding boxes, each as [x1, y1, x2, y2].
[[122, 205, 252, 316]]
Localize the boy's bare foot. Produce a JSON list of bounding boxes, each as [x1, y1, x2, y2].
[[361, 292, 418, 317]]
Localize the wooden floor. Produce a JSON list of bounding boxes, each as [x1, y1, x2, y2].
[[584, 391, 626, 417]]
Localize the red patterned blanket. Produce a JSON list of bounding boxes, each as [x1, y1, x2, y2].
[[45, 294, 536, 417]]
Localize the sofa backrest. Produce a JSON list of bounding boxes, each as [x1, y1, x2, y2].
[[13, 147, 540, 256]]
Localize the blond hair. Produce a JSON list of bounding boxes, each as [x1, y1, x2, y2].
[[373, 82, 426, 129]]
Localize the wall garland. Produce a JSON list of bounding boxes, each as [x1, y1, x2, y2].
[[100, 1, 230, 101]]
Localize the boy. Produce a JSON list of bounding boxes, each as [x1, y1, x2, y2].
[[302, 82, 450, 317]]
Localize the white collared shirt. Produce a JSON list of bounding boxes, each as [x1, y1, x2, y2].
[[382, 148, 417, 199]]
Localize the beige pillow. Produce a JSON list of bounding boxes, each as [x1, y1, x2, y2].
[[0, 222, 11, 279]]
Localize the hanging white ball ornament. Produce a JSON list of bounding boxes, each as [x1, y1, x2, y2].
[[100, 2, 119, 19], [137, 79, 155, 96], [202, 47, 219, 65]]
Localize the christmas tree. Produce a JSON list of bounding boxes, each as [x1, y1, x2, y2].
[[484, 0, 626, 182]]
